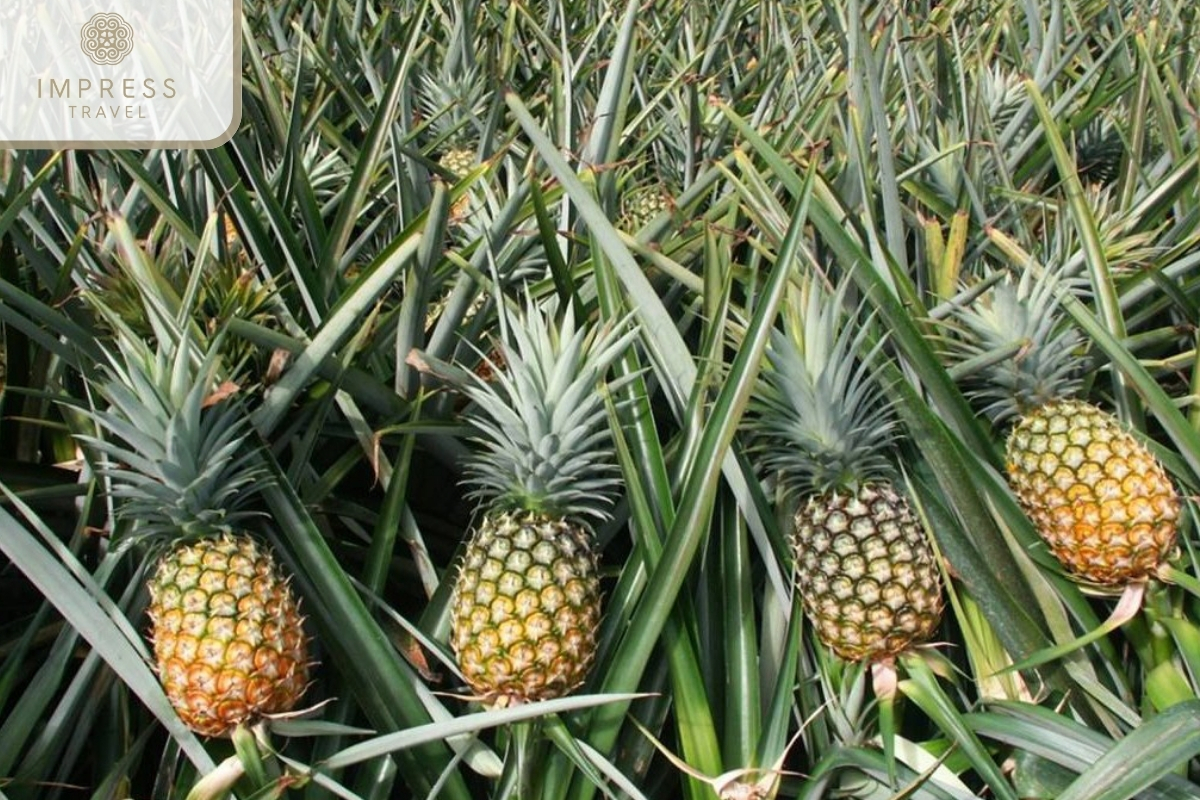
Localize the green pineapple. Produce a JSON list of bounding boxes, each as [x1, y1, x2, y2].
[[749, 277, 943, 663], [79, 333, 310, 737], [449, 299, 636, 706], [620, 184, 670, 232], [951, 269, 1180, 586]]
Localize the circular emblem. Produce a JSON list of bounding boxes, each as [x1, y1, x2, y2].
[[80, 13, 134, 66]]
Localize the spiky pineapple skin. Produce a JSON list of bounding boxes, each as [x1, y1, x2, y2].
[[148, 534, 310, 737], [793, 483, 943, 662], [438, 147, 476, 181], [1006, 399, 1180, 585], [451, 510, 600, 706], [437, 148, 478, 224], [621, 187, 669, 231]]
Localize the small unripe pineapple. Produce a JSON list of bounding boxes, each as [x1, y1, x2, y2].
[[420, 67, 487, 186], [620, 186, 669, 231], [437, 146, 478, 224], [438, 147, 476, 182]]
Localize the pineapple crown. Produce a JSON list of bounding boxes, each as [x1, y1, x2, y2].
[[949, 267, 1085, 423], [1072, 119, 1125, 186], [748, 274, 897, 497], [77, 330, 266, 541], [979, 65, 1028, 141], [458, 296, 637, 521], [85, 218, 280, 369], [418, 65, 490, 148]]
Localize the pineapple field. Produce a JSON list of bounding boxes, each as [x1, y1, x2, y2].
[[3, 0, 1200, 797]]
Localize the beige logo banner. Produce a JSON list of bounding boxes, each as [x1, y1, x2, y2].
[[0, 0, 241, 148]]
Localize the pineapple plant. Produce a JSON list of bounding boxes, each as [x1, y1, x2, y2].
[[78, 331, 311, 737], [84, 233, 279, 374], [419, 67, 490, 182], [447, 298, 636, 707], [1073, 119, 1125, 186], [749, 276, 944, 664], [979, 64, 1028, 141], [418, 66, 493, 229], [1042, 119, 1126, 189], [951, 269, 1181, 587], [8, 3, 1200, 795]]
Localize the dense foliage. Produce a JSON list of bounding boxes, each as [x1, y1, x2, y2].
[[2, 0, 1200, 798]]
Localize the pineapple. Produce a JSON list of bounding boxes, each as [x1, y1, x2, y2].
[[148, 534, 309, 736], [952, 269, 1181, 586], [79, 335, 311, 737], [620, 184, 670, 233], [448, 298, 636, 706], [418, 67, 492, 228], [749, 277, 943, 663]]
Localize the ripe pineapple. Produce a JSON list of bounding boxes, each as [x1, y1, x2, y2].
[[952, 269, 1181, 586], [80, 337, 311, 736], [148, 534, 309, 736], [448, 299, 636, 706], [749, 277, 943, 663]]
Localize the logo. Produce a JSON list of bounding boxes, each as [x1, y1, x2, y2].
[[80, 12, 134, 66]]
